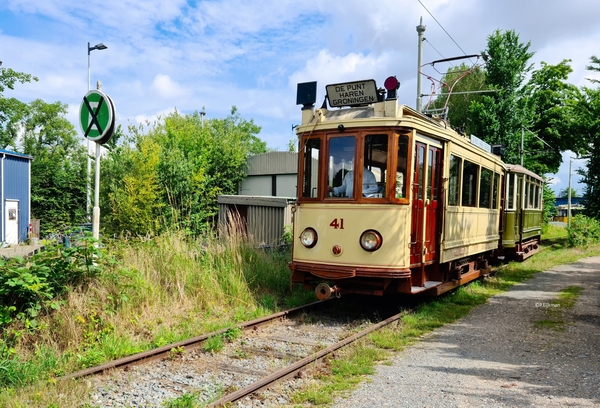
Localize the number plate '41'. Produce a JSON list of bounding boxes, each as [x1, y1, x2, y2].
[[329, 218, 345, 229]]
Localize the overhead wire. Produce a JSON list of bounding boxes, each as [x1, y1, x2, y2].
[[417, 0, 475, 65], [423, 38, 448, 62]]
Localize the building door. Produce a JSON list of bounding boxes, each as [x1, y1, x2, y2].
[[5, 200, 19, 245]]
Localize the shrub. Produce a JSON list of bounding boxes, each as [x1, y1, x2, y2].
[[0, 236, 105, 333], [567, 215, 600, 248]]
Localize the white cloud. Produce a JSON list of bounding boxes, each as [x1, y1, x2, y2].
[[3, 0, 600, 196], [151, 74, 189, 100]]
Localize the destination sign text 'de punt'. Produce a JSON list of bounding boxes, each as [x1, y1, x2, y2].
[[326, 80, 378, 108]]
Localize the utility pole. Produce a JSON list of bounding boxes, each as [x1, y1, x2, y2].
[[521, 127, 524, 166], [416, 17, 426, 112], [568, 158, 572, 229]]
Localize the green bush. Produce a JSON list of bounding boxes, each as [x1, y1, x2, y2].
[[567, 215, 600, 248], [0, 236, 104, 334]]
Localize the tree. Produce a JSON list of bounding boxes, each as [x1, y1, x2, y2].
[[573, 55, 600, 219], [586, 55, 600, 84], [20, 99, 87, 234], [543, 182, 557, 224], [427, 63, 489, 135], [469, 30, 534, 165], [0, 67, 38, 149], [100, 107, 267, 236], [522, 60, 582, 175], [559, 187, 579, 199]]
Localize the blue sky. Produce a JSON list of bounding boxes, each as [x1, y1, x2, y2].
[[1, 0, 599, 196]]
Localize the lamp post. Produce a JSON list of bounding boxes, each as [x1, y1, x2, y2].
[[567, 156, 584, 229], [86, 42, 107, 219]]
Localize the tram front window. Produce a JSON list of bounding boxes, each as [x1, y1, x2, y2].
[[363, 134, 389, 198], [328, 136, 356, 198]]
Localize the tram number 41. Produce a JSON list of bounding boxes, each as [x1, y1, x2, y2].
[[330, 218, 345, 229]]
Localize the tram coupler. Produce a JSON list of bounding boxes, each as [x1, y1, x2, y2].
[[315, 283, 341, 300]]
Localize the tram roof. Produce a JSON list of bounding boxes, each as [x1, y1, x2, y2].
[[296, 100, 506, 167], [505, 164, 543, 181]]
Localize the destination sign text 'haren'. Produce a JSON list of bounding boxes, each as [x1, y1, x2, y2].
[[326, 80, 378, 108]]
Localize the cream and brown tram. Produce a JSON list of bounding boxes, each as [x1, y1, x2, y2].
[[288, 78, 510, 298]]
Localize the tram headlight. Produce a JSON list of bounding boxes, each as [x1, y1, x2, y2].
[[359, 230, 383, 252], [300, 228, 318, 248]]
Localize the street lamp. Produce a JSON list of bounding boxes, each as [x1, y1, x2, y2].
[[86, 42, 107, 219]]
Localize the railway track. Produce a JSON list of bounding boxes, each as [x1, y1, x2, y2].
[[70, 298, 408, 407]]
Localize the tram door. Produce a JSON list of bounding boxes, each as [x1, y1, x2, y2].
[[424, 146, 442, 263], [410, 142, 442, 266]]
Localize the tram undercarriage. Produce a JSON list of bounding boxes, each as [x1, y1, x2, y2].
[[290, 252, 494, 299]]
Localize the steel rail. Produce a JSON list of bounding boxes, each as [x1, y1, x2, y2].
[[208, 309, 407, 407], [61, 300, 327, 381]]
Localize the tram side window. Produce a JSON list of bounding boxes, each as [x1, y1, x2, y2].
[[529, 181, 535, 208], [448, 155, 461, 206], [328, 136, 356, 198], [507, 173, 515, 210], [479, 167, 493, 209], [534, 184, 540, 209], [416, 145, 425, 200], [364, 134, 388, 198], [302, 138, 320, 198], [492, 173, 500, 209], [462, 160, 479, 207], [395, 135, 409, 199]]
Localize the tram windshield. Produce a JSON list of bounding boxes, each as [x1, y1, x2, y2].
[[328, 136, 356, 198], [299, 131, 410, 202]]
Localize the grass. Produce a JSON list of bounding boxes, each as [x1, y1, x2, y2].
[[0, 226, 312, 408], [533, 285, 584, 331]]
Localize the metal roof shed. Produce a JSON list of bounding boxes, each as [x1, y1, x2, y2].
[[0, 149, 33, 245], [218, 195, 295, 246]]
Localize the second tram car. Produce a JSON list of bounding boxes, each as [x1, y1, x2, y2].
[[288, 77, 543, 298], [501, 165, 543, 261]]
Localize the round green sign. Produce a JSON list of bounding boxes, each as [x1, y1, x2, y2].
[[79, 90, 115, 144]]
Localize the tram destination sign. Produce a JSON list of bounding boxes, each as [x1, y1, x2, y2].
[[326, 79, 378, 108], [470, 134, 492, 153]]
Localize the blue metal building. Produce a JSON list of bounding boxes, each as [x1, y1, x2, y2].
[[0, 150, 33, 245]]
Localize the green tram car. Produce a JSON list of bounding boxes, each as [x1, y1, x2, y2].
[[501, 164, 543, 261]]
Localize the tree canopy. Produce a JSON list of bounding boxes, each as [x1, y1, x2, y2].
[[101, 107, 267, 237], [0, 67, 38, 149], [577, 56, 600, 219], [20, 100, 88, 234]]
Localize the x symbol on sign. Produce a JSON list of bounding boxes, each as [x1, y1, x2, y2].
[[83, 96, 105, 137]]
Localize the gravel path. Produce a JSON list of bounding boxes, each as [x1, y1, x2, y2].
[[332, 256, 600, 407]]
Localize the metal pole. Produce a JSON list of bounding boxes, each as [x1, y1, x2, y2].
[[416, 17, 426, 112], [568, 158, 572, 229], [87, 43, 91, 220], [93, 140, 101, 239], [86, 42, 107, 222], [521, 127, 524, 166]]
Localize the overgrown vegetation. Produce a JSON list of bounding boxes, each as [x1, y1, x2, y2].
[[0, 227, 310, 407], [567, 214, 600, 247], [100, 108, 267, 237]]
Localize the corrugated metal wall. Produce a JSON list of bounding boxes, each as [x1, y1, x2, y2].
[[246, 152, 298, 175], [218, 195, 295, 246], [2, 152, 32, 243]]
